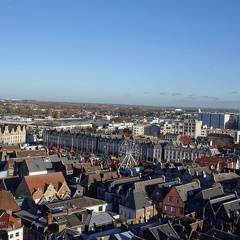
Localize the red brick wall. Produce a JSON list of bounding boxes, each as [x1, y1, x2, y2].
[[162, 187, 184, 218]]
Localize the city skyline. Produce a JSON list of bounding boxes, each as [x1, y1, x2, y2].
[[0, 0, 240, 109]]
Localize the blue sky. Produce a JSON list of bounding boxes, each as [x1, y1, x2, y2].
[[0, 0, 240, 109]]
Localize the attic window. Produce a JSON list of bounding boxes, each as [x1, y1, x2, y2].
[[189, 191, 194, 196]]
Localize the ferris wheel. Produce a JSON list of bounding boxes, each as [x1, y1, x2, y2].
[[119, 139, 140, 169]]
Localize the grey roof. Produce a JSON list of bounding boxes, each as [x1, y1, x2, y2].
[[14, 209, 39, 223], [113, 230, 143, 240], [55, 227, 81, 238], [146, 222, 180, 240], [175, 180, 201, 202], [188, 185, 224, 207], [122, 191, 151, 210], [85, 212, 115, 227], [222, 198, 240, 217], [209, 193, 238, 212], [189, 230, 219, 240], [32, 217, 47, 228], [132, 177, 165, 197], [206, 228, 240, 240], [110, 177, 140, 187], [46, 196, 107, 212], [214, 172, 240, 182], [64, 213, 84, 228], [24, 159, 55, 172], [80, 173, 102, 186]]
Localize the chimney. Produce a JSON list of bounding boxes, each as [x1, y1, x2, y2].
[[47, 213, 53, 225], [67, 208, 73, 215]]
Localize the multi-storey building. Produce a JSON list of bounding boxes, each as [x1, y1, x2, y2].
[[198, 113, 230, 129], [132, 124, 145, 136], [0, 125, 26, 145], [132, 124, 160, 137], [233, 114, 240, 130], [43, 129, 167, 162], [164, 141, 212, 162], [172, 119, 202, 138]]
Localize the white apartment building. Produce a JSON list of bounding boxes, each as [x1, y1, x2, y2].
[[172, 119, 202, 138], [132, 124, 145, 136], [132, 124, 160, 137]]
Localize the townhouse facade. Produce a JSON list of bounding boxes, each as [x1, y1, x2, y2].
[[0, 125, 26, 145], [164, 141, 212, 162], [43, 129, 167, 162]]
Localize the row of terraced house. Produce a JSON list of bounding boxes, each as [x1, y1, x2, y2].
[[43, 129, 218, 163]]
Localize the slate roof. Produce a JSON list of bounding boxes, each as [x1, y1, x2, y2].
[[175, 180, 201, 202], [113, 230, 143, 240], [213, 172, 240, 182], [187, 185, 225, 207], [144, 222, 180, 240], [222, 198, 240, 217], [46, 196, 106, 213], [2, 177, 22, 193], [23, 172, 67, 194], [15, 149, 47, 158], [110, 177, 140, 187], [55, 227, 81, 238], [64, 213, 84, 228], [206, 228, 240, 240], [132, 177, 165, 197], [14, 209, 40, 227], [24, 159, 55, 173], [85, 212, 115, 227], [208, 193, 238, 212], [189, 230, 218, 240], [80, 173, 102, 186], [122, 191, 151, 210]]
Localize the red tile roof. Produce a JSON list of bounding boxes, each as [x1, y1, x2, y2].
[[0, 190, 20, 212], [24, 172, 67, 194]]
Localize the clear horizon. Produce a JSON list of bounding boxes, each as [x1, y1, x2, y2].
[[1, 1, 240, 109]]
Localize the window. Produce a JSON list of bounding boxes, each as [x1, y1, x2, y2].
[[98, 206, 103, 211], [10, 234, 13, 238], [171, 206, 176, 212], [179, 208, 183, 214], [164, 205, 169, 211], [16, 232, 19, 237], [168, 196, 173, 202], [176, 198, 179, 203]]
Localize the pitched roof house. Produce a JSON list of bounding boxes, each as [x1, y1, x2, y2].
[[119, 191, 154, 223], [0, 210, 23, 240], [186, 184, 225, 219], [162, 180, 201, 218], [15, 172, 70, 208]]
